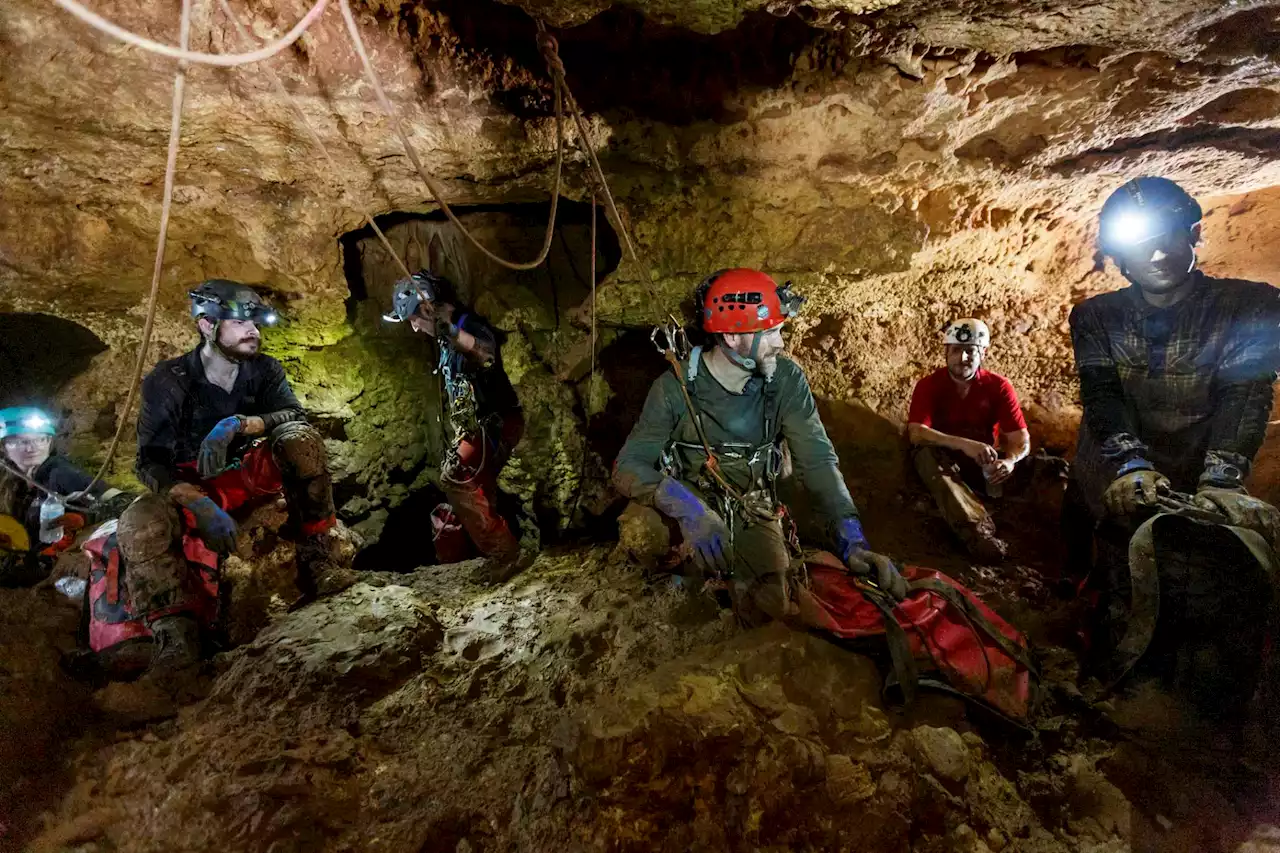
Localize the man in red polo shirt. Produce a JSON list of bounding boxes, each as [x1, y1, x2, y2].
[[907, 319, 1030, 562]]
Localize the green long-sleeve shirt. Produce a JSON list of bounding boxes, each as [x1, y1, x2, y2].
[[613, 353, 860, 528]]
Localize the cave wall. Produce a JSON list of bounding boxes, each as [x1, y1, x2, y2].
[[3, 0, 1280, 512]]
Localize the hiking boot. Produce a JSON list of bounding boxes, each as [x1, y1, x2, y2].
[[960, 524, 1008, 564], [295, 534, 359, 600], [148, 614, 201, 676]]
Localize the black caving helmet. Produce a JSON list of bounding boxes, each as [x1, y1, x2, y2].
[[1097, 177, 1203, 257], [384, 270, 451, 323], [189, 279, 279, 326]]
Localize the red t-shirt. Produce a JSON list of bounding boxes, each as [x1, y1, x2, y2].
[[907, 368, 1027, 446]]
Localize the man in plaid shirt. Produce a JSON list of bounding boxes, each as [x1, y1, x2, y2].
[[1069, 177, 1280, 539]]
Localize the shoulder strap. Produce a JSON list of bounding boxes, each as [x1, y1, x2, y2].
[[685, 346, 703, 383]]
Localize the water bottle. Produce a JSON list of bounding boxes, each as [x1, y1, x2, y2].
[[39, 494, 65, 545], [55, 576, 86, 600]]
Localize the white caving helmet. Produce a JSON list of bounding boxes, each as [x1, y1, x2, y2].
[[942, 318, 990, 348]]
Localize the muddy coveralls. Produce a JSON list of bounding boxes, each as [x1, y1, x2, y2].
[[120, 347, 336, 622], [614, 351, 863, 624], [0, 456, 133, 587], [437, 310, 524, 561], [1067, 273, 1280, 714]]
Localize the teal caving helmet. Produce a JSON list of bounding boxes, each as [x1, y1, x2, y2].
[[0, 407, 56, 439], [1097, 177, 1203, 257], [384, 270, 449, 323]]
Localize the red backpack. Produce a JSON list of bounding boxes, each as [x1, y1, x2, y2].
[[796, 551, 1038, 724]]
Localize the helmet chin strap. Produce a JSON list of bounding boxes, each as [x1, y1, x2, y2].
[[718, 331, 765, 374], [208, 320, 250, 363]]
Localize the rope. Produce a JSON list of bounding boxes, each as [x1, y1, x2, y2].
[[72, 0, 193, 500], [213, 0, 411, 280], [0, 457, 93, 512], [51, 0, 329, 67], [338, 0, 566, 272], [590, 192, 598, 400]]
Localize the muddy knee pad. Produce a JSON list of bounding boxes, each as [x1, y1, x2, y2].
[[270, 422, 336, 525], [270, 422, 329, 479], [117, 495, 189, 618]]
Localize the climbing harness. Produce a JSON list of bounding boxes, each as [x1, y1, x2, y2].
[[435, 336, 488, 487]]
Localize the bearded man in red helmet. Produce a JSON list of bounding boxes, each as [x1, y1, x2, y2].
[[614, 268, 905, 624]]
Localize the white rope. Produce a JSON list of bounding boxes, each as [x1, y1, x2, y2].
[[49, 0, 328, 67], [338, 0, 566, 272], [214, 0, 411, 279], [72, 0, 193, 499]]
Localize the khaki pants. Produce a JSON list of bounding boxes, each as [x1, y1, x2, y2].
[[913, 446, 999, 547]]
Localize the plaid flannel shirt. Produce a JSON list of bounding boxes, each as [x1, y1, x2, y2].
[[1070, 272, 1280, 490]]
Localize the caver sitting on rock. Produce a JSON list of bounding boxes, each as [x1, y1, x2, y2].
[[613, 268, 906, 625], [121, 279, 356, 674], [0, 406, 134, 586], [1067, 177, 1280, 720], [384, 270, 532, 582], [906, 319, 1030, 562]]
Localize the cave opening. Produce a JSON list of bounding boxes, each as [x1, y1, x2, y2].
[[340, 198, 623, 570], [0, 313, 107, 409]]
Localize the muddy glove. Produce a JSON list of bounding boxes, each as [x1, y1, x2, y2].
[[653, 476, 731, 575], [197, 416, 243, 479], [1194, 487, 1280, 543], [181, 495, 239, 555], [1102, 467, 1169, 517], [834, 518, 908, 601]]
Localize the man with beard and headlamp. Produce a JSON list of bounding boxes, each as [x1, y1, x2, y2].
[[907, 319, 1030, 562], [1069, 177, 1280, 539], [614, 268, 906, 625], [123, 280, 354, 674]]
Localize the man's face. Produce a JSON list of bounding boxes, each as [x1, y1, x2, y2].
[[946, 344, 984, 381], [3, 434, 51, 473], [724, 326, 786, 377], [1112, 229, 1197, 295], [214, 318, 261, 358]]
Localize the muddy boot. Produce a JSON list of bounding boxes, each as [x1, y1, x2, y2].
[[295, 533, 359, 602], [959, 517, 1009, 564], [148, 614, 202, 677]]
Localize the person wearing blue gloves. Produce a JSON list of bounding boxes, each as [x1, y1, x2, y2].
[[119, 280, 354, 674], [614, 268, 905, 625]]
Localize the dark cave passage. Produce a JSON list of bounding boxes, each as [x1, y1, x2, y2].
[[0, 313, 106, 408]]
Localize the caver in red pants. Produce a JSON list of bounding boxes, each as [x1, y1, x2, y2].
[[443, 410, 524, 560]]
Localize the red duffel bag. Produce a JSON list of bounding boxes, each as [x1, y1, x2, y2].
[[796, 551, 1039, 723]]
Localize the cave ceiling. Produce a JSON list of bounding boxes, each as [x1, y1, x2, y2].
[[1, 0, 1280, 432]]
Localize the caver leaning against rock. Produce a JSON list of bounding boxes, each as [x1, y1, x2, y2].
[[613, 268, 906, 625], [119, 279, 356, 674], [906, 319, 1030, 562], [0, 406, 134, 586]]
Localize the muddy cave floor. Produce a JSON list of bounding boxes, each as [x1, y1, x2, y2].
[[2, 498, 1279, 853]]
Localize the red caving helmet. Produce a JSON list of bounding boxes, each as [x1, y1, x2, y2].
[[699, 268, 805, 334]]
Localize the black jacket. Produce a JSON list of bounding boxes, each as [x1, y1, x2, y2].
[[136, 347, 304, 493]]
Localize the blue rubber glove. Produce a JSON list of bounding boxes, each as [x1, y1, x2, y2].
[[183, 495, 239, 554], [653, 477, 732, 575], [834, 516, 907, 601], [198, 416, 243, 479]]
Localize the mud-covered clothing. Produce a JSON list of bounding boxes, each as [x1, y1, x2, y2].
[[614, 354, 859, 533], [442, 309, 521, 420], [1070, 273, 1280, 516], [908, 368, 1027, 446], [0, 455, 132, 587], [117, 422, 335, 621], [444, 411, 523, 560], [136, 347, 305, 494]]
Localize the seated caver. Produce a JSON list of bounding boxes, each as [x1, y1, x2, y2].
[[1067, 177, 1280, 722], [0, 406, 134, 586], [613, 268, 906, 626], [906, 319, 1030, 562], [120, 279, 355, 675]]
